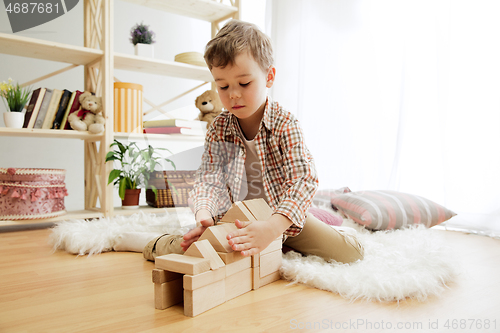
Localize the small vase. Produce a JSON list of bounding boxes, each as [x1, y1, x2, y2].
[[122, 188, 141, 209], [3, 112, 25, 128], [134, 43, 154, 58]]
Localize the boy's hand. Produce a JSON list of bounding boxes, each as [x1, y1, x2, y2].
[[181, 209, 214, 251], [227, 214, 292, 256]]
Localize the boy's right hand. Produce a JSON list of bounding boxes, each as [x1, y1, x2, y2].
[[180, 209, 214, 251]]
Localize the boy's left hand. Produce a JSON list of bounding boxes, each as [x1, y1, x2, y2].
[[227, 214, 292, 256]]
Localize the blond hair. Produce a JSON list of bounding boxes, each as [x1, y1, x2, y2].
[[204, 20, 274, 72]]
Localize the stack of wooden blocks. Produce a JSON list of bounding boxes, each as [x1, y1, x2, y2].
[[152, 198, 283, 317]]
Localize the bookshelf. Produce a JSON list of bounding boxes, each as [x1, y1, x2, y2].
[[0, 0, 239, 227], [114, 132, 205, 142], [120, 0, 238, 22], [0, 33, 103, 65], [114, 53, 214, 81], [0, 127, 103, 140]]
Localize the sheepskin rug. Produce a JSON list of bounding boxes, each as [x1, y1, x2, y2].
[[281, 218, 459, 302], [49, 210, 196, 256], [49, 210, 458, 302]]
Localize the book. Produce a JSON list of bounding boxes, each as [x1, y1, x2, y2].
[[63, 90, 83, 130], [143, 127, 206, 135], [51, 89, 72, 129], [143, 119, 208, 129], [23, 88, 46, 129], [59, 91, 77, 130], [33, 89, 53, 129], [22, 88, 38, 128], [42, 89, 63, 129]]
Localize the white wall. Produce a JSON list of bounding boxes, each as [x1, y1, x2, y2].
[[0, 0, 265, 211]]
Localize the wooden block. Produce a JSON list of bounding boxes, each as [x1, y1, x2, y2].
[[225, 267, 253, 301], [242, 198, 274, 221], [184, 278, 225, 317], [184, 239, 225, 270], [183, 266, 226, 291], [252, 266, 260, 290], [251, 253, 260, 268], [198, 224, 237, 253], [253, 267, 282, 290], [261, 270, 281, 286], [154, 277, 183, 310], [152, 269, 182, 284], [218, 251, 246, 264], [252, 238, 282, 267], [261, 238, 283, 256], [220, 222, 238, 233], [259, 250, 282, 278], [219, 222, 238, 243], [155, 254, 210, 275], [225, 255, 252, 277], [220, 201, 257, 222]]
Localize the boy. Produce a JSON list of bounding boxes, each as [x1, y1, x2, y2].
[[176, 20, 364, 263]]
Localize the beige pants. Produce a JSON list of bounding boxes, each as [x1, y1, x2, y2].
[[143, 233, 184, 261], [283, 214, 364, 264], [144, 214, 364, 264]]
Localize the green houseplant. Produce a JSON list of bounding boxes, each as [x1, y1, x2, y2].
[[0, 78, 32, 112], [1, 78, 32, 128], [105, 139, 175, 206]]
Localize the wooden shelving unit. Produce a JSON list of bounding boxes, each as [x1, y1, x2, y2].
[[0, 0, 239, 227], [114, 132, 205, 142], [114, 53, 214, 81], [120, 0, 238, 22], [0, 33, 103, 65], [0, 127, 103, 140]]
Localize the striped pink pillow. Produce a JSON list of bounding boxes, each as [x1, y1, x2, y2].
[[331, 190, 456, 230]]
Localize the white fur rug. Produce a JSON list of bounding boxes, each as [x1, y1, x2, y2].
[[49, 210, 196, 256], [49, 210, 458, 302], [281, 219, 459, 302]]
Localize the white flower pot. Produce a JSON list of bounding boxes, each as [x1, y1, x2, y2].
[[134, 43, 154, 58], [3, 112, 25, 128]]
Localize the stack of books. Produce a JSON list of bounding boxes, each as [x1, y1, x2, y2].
[[22, 88, 83, 130], [143, 119, 208, 136]]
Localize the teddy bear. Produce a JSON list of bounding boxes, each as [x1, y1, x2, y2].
[[195, 90, 223, 128], [68, 91, 105, 134]]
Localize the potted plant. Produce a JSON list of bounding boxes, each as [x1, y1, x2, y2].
[[105, 139, 175, 208], [130, 22, 156, 58], [1, 78, 32, 128]]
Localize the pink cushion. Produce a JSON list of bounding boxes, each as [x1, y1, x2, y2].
[[308, 207, 343, 226], [330, 189, 456, 230], [313, 187, 351, 208]]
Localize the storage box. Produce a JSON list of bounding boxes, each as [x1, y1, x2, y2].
[[0, 168, 68, 220], [146, 170, 196, 208], [114, 82, 143, 134]]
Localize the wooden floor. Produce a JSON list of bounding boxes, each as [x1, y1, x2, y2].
[[1, 229, 499, 333]]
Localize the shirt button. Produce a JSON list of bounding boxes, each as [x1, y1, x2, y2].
[[239, 149, 244, 156], [235, 177, 240, 182]]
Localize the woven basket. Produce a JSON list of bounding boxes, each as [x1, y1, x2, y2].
[[0, 168, 68, 220], [146, 170, 196, 208]]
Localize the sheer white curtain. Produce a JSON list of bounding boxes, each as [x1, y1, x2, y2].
[[266, 0, 500, 236]]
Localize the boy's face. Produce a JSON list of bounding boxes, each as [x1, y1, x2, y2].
[[211, 52, 275, 121]]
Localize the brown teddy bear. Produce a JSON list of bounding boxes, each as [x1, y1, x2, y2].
[[68, 91, 105, 134], [195, 90, 223, 128]]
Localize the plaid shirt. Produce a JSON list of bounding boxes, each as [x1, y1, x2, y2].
[[190, 98, 318, 236]]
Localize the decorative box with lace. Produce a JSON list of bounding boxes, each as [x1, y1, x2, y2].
[[0, 168, 68, 220]]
